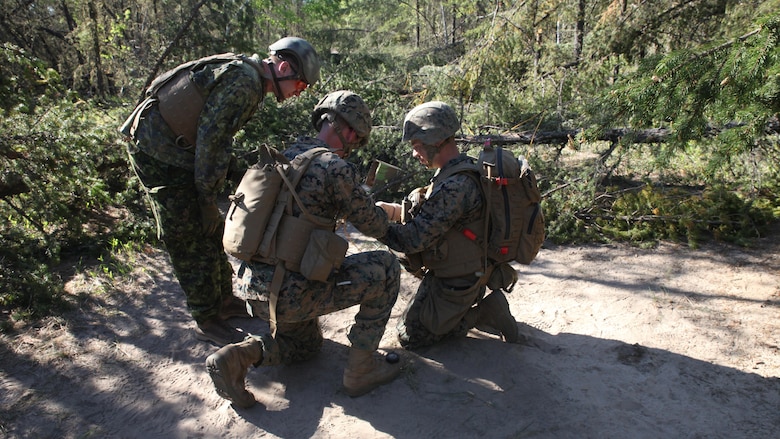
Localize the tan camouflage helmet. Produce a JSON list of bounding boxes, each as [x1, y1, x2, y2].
[[312, 90, 372, 147], [402, 101, 460, 145]]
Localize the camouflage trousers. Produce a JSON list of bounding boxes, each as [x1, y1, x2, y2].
[[128, 150, 234, 323], [240, 250, 401, 366], [397, 273, 485, 350]]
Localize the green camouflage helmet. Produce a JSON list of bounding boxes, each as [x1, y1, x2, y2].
[[402, 101, 460, 145], [269, 37, 321, 85], [312, 90, 372, 147]]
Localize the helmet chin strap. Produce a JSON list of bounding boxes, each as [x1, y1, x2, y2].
[[325, 115, 360, 156], [267, 61, 300, 102], [267, 61, 285, 102], [333, 123, 355, 156]]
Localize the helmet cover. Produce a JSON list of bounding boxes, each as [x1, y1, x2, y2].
[[312, 90, 372, 147], [402, 101, 460, 145]]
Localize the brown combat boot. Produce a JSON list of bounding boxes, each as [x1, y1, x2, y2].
[[205, 337, 262, 408], [343, 348, 402, 397], [194, 317, 245, 346], [218, 295, 251, 320], [475, 291, 519, 343]]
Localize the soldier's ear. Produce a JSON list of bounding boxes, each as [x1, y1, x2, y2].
[[278, 60, 294, 75]]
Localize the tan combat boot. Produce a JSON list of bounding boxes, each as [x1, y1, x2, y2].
[[343, 348, 402, 397], [206, 337, 262, 408], [475, 291, 519, 343]]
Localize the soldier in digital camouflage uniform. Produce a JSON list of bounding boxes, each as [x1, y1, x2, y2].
[[205, 90, 402, 409], [376, 101, 519, 349], [120, 37, 320, 346]]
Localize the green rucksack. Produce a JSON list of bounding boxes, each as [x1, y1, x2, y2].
[[434, 140, 544, 267], [476, 141, 545, 265]]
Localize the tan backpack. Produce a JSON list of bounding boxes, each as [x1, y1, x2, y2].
[[223, 144, 327, 259]]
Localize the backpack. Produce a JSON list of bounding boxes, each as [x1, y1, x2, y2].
[[473, 141, 545, 266], [222, 145, 330, 262]]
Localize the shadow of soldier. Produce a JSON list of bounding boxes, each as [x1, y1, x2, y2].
[[335, 325, 780, 439]]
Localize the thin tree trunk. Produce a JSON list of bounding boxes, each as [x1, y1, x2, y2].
[[87, 0, 105, 97], [574, 0, 585, 63], [415, 0, 421, 48], [141, 0, 210, 100]]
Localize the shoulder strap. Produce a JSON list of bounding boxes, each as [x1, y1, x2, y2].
[[144, 53, 241, 99], [434, 159, 481, 184], [436, 158, 492, 276], [280, 147, 332, 227], [238, 55, 266, 82], [257, 147, 330, 256]]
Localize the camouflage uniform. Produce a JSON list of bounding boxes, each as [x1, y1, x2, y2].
[[128, 57, 265, 323], [379, 154, 485, 349], [239, 139, 401, 365]]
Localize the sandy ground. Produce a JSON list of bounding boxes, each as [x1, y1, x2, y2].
[[1, 224, 779, 439]]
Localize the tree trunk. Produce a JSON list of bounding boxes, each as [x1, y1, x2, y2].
[[574, 0, 585, 63], [141, 0, 210, 100], [87, 0, 105, 97]]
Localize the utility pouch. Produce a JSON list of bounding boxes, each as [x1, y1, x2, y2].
[[400, 252, 424, 277], [299, 229, 348, 282], [419, 276, 483, 335], [275, 214, 316, 271], [486, 262, 518, 293], [157, 70, 204, 147]]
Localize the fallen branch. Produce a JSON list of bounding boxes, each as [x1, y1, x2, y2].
[[455, 119, 779, 146]]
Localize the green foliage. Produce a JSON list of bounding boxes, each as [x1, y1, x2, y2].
[[599, 184, 775, 248], [0, 43, 62, 114], [602, 13, 780, 141], [0, 47, 152, 324], [3, 0, 780, 322]]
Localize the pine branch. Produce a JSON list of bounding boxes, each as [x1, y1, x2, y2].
[[456, 121, 779, 146]]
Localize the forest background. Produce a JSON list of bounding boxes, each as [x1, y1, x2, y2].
[[1, 0, 779, 326]]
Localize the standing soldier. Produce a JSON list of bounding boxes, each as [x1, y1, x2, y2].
[[206, 90, 402, 409], [119, 37, 320, 346], [376, 101, 520, 349]]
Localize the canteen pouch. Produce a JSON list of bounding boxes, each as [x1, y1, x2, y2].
[[486, 262, 518, 293], [299, 229, 349, 282]]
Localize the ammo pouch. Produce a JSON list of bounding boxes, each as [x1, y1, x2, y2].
[[272, 213, 347, 282]]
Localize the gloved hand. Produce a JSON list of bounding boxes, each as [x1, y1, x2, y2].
[[376, 201, 402, 222], [199, 201, 222, 236]]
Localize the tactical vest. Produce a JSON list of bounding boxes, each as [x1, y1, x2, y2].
[[416, 161, 488, 279], [119, 54, 265, 149], [155, 54, 265, 147]]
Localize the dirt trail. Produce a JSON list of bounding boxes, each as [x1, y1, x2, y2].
[[1, 227, 779, 438]]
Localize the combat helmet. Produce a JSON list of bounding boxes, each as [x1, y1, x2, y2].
[[402, 101, 460, 145], [269, 37, 320, 85], [312, 90, 372, 147]]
